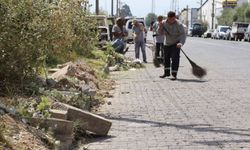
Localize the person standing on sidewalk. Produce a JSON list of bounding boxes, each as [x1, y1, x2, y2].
[[157, 11, 186, 80], [132, 19, 147, 63], [153, 15, 165, 63]]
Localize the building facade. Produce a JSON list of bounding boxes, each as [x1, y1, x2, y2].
[[179, 7, 198, 29], [198, 0, 223, 29]]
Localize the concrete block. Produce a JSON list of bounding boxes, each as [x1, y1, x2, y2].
[[52, 102, 112, 135], [28, 117, 73, 136], [55, 135, 73, 150], [50, 109, 68, 120]]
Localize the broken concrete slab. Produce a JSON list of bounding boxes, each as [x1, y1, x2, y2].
[[27, 117, 73, 136], [49, 109, 68, 120], [52, 102, 112, 135], [26, 117, 74, 150], [48, 68, 61, 74], [55, 135, 73, 150]]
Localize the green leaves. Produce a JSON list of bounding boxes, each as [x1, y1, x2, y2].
[[218, 4, 250, 26], [0, 0, 98, 95], [37, 96, 51, 118], [145, 13, 157, 27]]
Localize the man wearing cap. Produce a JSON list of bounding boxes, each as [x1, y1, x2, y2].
[[157, 11, 186, 80], [132, 19, 147, 63]]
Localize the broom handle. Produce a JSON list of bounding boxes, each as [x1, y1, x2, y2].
[[180, 48, 192, 62], [162, 25, 192, 63]]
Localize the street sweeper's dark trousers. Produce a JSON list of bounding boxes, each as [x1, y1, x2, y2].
[[163, 44, 180, 77]]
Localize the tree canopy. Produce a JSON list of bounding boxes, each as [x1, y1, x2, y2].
[[120, 4, 132, 17], [145, 13, 157, 27], [217, 3, 250, 26], [217, 8, 234, 26]]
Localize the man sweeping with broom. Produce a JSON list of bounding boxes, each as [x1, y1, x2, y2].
[[157, 11, 186, 80]]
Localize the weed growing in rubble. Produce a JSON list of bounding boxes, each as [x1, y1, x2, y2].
[[37, 96, 51, 118]]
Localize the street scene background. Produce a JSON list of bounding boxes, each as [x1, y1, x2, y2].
[[87, 33, 250, 150]]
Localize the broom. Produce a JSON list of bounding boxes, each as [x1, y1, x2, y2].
[[180, 48, 207, 78], [152, 34, 161, 68]]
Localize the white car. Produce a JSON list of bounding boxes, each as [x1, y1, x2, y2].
[[125, 19, 147, 43], [89, 15, 110, 41], [216, 26, 231, 39]]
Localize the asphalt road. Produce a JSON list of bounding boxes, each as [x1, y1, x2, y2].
[[86, 34, 250, 150]]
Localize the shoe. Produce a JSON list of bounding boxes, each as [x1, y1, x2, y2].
[[159, 71, 170, 78], [160, 74, 170, 78], [143, 60, 147, 63], [170, 76, 177, 80]]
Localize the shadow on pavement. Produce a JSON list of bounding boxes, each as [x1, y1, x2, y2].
[[177, 78, 208, 83], [106, 116, 250, 137], [85, 134, 116, 143], [193, 139, 250, 146]]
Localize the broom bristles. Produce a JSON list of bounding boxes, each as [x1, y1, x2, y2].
[[180, 48, 207, 78], [190, 61, 207, 78]]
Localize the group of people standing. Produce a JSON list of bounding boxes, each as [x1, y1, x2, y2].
[[112, 11, 186, 80]]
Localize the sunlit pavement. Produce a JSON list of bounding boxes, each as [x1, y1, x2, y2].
[[85, 34, 250, 150]]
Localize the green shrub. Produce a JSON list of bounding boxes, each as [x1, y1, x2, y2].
[[37, 96, 51, 118], [0, 0, 98, 95]]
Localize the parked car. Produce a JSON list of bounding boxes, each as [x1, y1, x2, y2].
[[90, 15, 111, 41], [216, 25, 231, 39], [229, 22, 249, 41], [243, 24, 250, 42], [126, 18, 147, 43], [202, 29, 214, 38], [191, 23, 204, 37], [223, 28, 232, 40]]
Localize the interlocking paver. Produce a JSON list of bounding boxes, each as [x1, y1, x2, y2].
[[86, 37, 250, 150]]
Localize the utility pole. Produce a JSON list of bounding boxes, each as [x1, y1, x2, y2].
[[200, 0, 203, 22], [171, 0, 174, 11], [212, 0, 215, 29], [116, 0, 119, 16], [111, 0, 114, 16], [186, 5, 189, 29], [151, 0, 155, 13], [96, 0, 99, 15]]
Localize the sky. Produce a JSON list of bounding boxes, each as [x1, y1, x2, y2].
[[88, 0, 201, 17]]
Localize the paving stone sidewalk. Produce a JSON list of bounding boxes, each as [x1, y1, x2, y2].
[[86, 39, 250, 150]]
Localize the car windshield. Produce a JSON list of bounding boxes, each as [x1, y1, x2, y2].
[[220, 27, 230, 32], [193, 23, 202, 30], [238, 24, 249, 28]]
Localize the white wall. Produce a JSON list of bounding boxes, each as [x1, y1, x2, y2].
[[198, 0, 223, 29]]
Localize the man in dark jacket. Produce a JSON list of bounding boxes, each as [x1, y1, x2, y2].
[[157, 11, 186, 80]]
